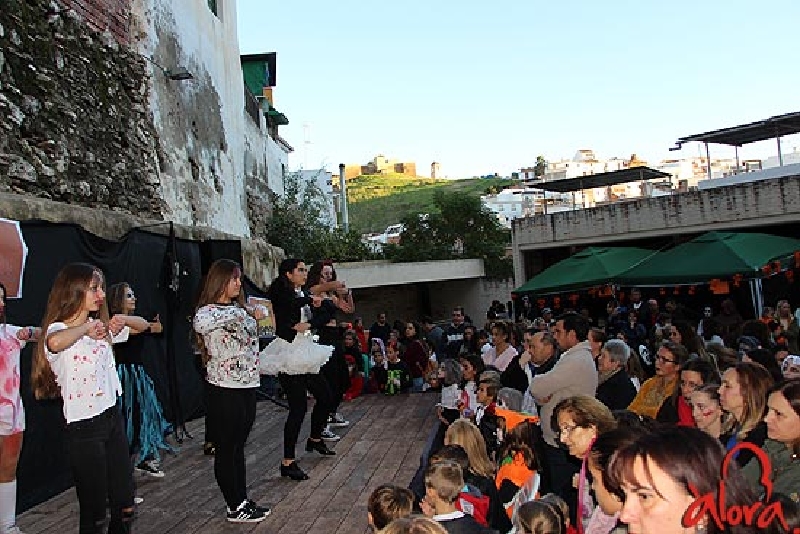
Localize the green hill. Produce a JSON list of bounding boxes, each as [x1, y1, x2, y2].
[[345, 174, 514, 234]]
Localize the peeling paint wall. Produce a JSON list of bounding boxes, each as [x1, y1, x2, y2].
[[129, 0, 286, 237]]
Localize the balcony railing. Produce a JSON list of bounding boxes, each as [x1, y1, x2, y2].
[[244, 87, 261, 129]]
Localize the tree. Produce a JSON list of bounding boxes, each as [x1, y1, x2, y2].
[[385, 190, 512, 279], [265, 170, 374, 263], [534, 155, 547, 177]]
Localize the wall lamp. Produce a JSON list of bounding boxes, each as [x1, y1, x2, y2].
[[142, 55, 193, 81]]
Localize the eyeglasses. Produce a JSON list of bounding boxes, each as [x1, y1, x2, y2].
[[125, 292, 135, 298], [558, 424, 578, 437], [656, 354, 676, 364]]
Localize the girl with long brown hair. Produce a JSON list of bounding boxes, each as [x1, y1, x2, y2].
[[31, 263, 148, 534], [192, 259, 270, 523]]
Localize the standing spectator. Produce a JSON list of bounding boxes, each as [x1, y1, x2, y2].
[[619, 310, 647, 354], [777, 299, 800, 354], [530, 313, 597, 502], [458, 325, 479, 358], [541, 308, 555, 328], [690, 384, 727, 440], [656, 359, 719, 426], [421, 316, 446, 360], [587, 328, 607, 362], [369, 312, 391, 346], [482, 322, 517, 372], [402, 322, 429, 392], [443, 307, 468, 360], [715, 298, 744, 348], [595, 339, 638, 411], [354, 317, 369, 353]]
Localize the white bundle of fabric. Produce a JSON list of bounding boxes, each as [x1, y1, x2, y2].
[[258, 332, 334, 376]]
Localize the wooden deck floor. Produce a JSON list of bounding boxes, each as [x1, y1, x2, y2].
[[19, 391, 438, 533]]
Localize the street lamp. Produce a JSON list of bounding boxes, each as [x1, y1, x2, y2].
[[142, 55, 193, 81]]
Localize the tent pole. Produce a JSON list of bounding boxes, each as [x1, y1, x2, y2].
[[735, 146, 740, 174], [705, 142, 712, 179], [777, 135, 784, 166]]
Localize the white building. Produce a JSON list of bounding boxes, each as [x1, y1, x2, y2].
[[482, 187, 572, 227], [296, 169, 338, 228], [132, 0, 291, 237]]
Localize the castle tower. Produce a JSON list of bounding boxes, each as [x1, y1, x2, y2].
[[431, 161, 440, 179]]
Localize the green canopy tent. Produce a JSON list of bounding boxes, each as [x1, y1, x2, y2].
[[513, 246, 656, 295], [616, 231, 800, 286]]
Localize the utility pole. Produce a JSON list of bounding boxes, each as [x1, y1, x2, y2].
[[339, 163, 349, 232]]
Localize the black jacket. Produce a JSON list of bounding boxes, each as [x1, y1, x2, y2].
[[596, 369, 638, 412], [439, 515, 498, 534]]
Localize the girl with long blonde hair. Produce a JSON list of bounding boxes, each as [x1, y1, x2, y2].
[[31, 263, 148, 534]]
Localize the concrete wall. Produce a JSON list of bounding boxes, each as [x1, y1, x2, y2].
[[336, 259, 485, 289], [512, 174, 800, 283], [350, 277, 516, 327]]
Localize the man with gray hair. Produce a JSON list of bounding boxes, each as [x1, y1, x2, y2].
[[595, 338, 638, 411]]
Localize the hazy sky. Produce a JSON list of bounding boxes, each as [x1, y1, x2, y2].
[[237, 0, 800, 178]]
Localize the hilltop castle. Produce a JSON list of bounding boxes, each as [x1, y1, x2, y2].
[[344, 154, 417, 179]]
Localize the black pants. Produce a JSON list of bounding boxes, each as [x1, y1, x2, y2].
[[206, 385, 256, 510], [318, 327, 349, 415], [65, 405, 135, 534], [278, 372, 331, 459]]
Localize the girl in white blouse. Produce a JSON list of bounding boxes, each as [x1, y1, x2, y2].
[[31, 263, 148, 534]]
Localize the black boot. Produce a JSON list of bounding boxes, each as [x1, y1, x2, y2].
[[280, 461, 309, 481], [305, 438, 336, 455]]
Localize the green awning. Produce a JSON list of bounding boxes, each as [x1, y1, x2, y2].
[[266, 108, 289, 126], [513, 246, 656, 295], [617, 231, 800, 286]]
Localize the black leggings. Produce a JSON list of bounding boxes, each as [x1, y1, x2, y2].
[[206, 385, 256, 509], [65, 405, 135, 534], [278, 372, 332, 459], [318, 327, 349, 414]]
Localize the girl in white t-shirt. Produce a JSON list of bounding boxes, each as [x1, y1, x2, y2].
[[0, 282, 40, 534], [31, 263, 148, 534]]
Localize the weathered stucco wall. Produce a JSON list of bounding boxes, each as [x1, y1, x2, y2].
[[0, 0, 164, 218]]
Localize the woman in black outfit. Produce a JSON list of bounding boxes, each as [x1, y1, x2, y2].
[[267, 258, 336, 481], [306, 261, 354, 435]]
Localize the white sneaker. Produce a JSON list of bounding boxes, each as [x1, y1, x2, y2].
[[134, 496, 144, 505], [320, 427, 341, 441]]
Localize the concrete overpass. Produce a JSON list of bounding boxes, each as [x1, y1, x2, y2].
[[512, 173, 800, 285]]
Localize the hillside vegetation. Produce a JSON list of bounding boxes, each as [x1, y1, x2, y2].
[[346, 174, 514, 233]]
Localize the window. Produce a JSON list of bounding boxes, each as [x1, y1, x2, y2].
[[207, 0, 218, 16]]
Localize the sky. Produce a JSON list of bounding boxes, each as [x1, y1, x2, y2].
[[237, 0, 800, 178]]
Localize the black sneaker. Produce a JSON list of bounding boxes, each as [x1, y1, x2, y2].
[[227, 500, 268, 523], [135, 460, 165, 478], [246, 499, 272, 517]]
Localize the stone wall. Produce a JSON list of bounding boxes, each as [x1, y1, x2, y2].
[[0, 0, 164, 219]]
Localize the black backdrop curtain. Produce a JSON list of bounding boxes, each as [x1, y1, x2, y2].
[[6, 220, 252, 511]]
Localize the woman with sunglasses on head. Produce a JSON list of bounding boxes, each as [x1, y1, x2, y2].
[[107, 283, 172, 479], [627, 341, 689, 419], [193, 259, 271, 523], [0, 282, 40, 534], [266, 258, 336, 482], [32, 264, 149, 534]]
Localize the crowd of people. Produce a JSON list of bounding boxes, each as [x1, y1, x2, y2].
[[2, 256, 800, 533], [358, 293, 800, 534]]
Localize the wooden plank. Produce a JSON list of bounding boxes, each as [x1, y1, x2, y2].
[[19, 392, 439, 534]]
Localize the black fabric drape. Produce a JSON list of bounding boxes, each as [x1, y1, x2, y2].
[[6, 220, 253, 512]]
